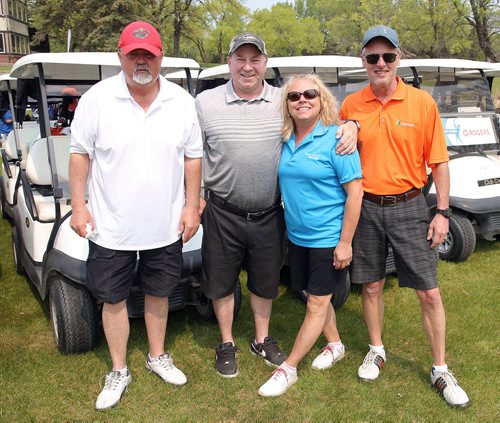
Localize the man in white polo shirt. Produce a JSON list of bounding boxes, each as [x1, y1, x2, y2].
[[69, 21, 202, 411]]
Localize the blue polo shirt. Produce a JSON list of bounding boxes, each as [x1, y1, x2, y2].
[[278, 121, 362, 248]]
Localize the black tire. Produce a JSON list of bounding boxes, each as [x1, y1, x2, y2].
[[12, 227, 25, 275], [438, 212, 476, 262], [194, 277, 242, 321], [49, 277, 100, 354], [297, 268, 351, 311]]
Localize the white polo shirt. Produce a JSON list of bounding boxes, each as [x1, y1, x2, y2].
[[70, 71, 202, 250]]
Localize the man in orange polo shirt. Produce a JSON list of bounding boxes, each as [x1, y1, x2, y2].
[[340, 25, 470, 408]]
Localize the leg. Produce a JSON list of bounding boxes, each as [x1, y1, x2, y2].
[[213, 293, 235, 344], [144, 294, 169, 357], [102, 301, 129, 370], [322, 301, 341, 343], [361, 279, 385, 345], [250, 293, 272, 343], [415, 288, 446, 365], [287, 294, 333, 367]]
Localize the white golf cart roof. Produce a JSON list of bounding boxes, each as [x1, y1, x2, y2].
[[198, 55, 363, 80], [0, 73, 16, 91], [10, 52, 200, 81], [398, 58, 500, 79]]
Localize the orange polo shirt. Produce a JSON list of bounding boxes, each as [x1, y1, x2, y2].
[[340, 77, 448, 195]]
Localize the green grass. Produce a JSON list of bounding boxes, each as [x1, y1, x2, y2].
[[0, 213, 499, 421]]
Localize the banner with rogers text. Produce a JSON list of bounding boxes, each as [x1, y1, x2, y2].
[[442, 117, 497, 146]]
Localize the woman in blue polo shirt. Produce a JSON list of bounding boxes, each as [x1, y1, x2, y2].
[[258, 74, 363, 397]]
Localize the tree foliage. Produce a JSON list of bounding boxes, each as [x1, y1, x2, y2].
[[28, 0, 499, 61]]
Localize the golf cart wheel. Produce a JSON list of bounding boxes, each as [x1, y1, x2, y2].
[[12, 227, 25, 275], [438, 212, 476, 262], [194, 277, 242, 321], [297, 269, 351, 311], [49, 276, 100, 354]]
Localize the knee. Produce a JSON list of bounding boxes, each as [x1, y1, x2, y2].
[[306, 295, 330, 316], [363, 281, 384, 298], [418, 288, 443, 309]]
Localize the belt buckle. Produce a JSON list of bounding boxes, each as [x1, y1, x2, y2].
[[382, 195, 397, 206]]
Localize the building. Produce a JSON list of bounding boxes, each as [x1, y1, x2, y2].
[[0, 0, 29, 63]]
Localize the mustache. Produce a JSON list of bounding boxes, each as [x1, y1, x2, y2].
[[134, 65, 151, 73]]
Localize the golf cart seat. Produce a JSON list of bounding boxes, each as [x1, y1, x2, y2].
[[4, 125, 40, 161], [25, 135, 72, 221]]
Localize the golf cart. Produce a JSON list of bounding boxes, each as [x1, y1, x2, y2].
[[398, 59, 500, 262], [9, 52, 240, 355], [0, 74, 40, 220], [197, 56, 396, 310]]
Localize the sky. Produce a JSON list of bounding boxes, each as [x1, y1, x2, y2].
[[245, 0, 294, 11]]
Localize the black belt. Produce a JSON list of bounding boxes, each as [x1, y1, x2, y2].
[[207, 191, 281, 221], [363, 188, 421, 206]]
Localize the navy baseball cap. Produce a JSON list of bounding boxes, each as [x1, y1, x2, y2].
[[361, 25, 400, 50]]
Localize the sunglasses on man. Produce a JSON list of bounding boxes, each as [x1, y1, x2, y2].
[[286, 89, 319, 102], [364, 52, 398, 65]]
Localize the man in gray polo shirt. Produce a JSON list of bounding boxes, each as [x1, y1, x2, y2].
[[195, 33, 358, 378]]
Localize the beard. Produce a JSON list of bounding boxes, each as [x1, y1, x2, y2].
[[133, 66, 154, 85]]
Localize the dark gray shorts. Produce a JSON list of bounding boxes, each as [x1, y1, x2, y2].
[[86, 239, 183, 304], [201, 200, 285, 300], [288, 241, 348, 296], [350, 193, 438, 290]]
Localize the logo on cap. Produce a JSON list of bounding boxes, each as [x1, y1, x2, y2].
[[132, 28, 150, 39]]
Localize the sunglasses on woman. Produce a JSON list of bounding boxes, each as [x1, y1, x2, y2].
[[364, 53, 398, 65], [286, 89, 319, 102]]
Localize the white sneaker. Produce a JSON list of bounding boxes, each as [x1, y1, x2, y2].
[[431, 368, 470, 407], [312, 343, 345, 370], [146, 353, 187, 386], [358, 348, 386, 381], [95, 370, 132, 411], [258, 367, 298, 397]]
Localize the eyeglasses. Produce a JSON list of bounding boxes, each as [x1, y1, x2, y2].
[[364, 53, 398, 65], [286, 89, 319, 102]]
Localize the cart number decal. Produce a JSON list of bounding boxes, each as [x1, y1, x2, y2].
[[478, 177, 500, 187]]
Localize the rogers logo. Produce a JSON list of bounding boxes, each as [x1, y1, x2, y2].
[[463, 128, 490, 136]]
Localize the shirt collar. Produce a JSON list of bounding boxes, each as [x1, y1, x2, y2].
[[362, 75, 406, 103], [287, 120, 328, 146], [225, 80, 273, 103], [115, 71, 171, 102]]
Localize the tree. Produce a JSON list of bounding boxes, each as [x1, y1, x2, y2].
[[394, 0, 475, 58], [247, 3, 324, 56], [453, 0, 499, 61]]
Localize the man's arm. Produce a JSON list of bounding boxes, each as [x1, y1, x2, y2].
[[69, 153, 93, 238], [179, 156, 202, 243], [335, 120, 359, 155], [427, 162, 450, 249]]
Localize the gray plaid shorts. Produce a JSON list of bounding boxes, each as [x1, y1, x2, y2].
[[350, 193, 438, 290]]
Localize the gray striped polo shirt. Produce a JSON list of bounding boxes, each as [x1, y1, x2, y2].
[[195, 80, 283, 211]]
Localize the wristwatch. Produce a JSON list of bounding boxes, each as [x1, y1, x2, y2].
[[436, 208, 452, 218], [345, 120, 361, 131]]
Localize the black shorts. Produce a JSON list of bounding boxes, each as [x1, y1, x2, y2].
[[288, 241, 348, 296], [86, 239, 183, 304], [201, 200, 285, 300], [350, 193, 438, 290]]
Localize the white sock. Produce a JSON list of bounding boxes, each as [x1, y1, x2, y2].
[[433, 364, 448, 373], [369, 344, 385, 354], [281, 361, 297, 375], [116, 367, 128, 375], [328, 341, 343, 349]]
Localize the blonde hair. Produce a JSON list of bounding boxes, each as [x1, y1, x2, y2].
[[281, 73, 341, 140]]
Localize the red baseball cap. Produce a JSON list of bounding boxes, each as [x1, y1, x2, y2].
[[118, 21, 162, 57]]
